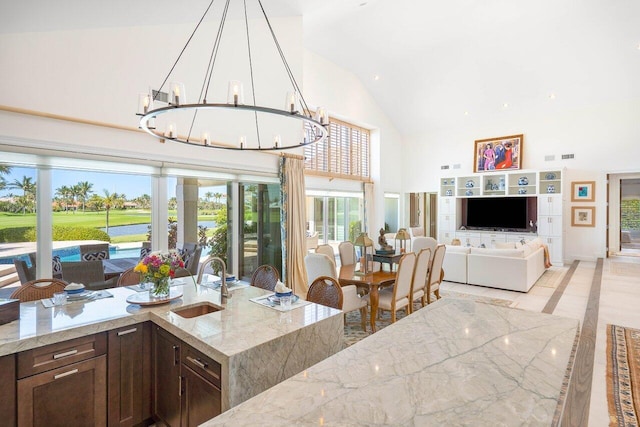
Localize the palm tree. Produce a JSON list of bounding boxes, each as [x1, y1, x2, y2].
[[213, 192, 222, 207], [75, 181, 93, 212], [8, 176, 36, 214], [0, 165, 11, 176], [55, 185, 74, 212], [102, 190, 122, 233]]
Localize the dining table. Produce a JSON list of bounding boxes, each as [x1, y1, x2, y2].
[[338, 264, 396, 332], [102, 257, 140, 280]]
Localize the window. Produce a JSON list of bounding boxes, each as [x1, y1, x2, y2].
[[304, 118, 370, 180]]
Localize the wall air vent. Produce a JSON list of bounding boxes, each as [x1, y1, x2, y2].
[[544, 155, 555, 161], [453, 164, 461, 169], [561, 154, 575, 160], [151, 90, 169, 104], [441, 165, 450, 170]]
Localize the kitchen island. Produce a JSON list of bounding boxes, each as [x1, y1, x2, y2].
[[0, 282, 343, 414], [203, 298, 579, 426]]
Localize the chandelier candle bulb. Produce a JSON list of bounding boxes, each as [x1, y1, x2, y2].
[[239, 135, 246, 149], [202, 132, 210, 146], [273, 135, 281, 149]]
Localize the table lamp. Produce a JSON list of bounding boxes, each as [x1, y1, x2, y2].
[[395, 228, 411, 254], [354, 232, 374, 275]]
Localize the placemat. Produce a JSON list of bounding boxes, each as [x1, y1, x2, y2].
[[250, 294, 310, 312], [41, 290, 114, 308]]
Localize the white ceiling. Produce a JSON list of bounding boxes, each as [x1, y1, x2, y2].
[[2, 0, 640, 138]]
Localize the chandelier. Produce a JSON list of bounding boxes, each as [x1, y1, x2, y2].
[[136, 0, 328, 151]]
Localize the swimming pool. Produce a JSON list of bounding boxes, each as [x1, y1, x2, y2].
[[0, 246, 142, 265]]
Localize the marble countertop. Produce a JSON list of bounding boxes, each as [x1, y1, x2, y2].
[[203, 298, 579, 426], [0, 281, 341, 359]]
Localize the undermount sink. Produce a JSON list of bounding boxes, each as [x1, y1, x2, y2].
[[172, 302, 223, 318]]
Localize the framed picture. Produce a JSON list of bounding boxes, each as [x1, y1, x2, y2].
[[474, 134, 523, 173], [571, 181, 595, 202], [571, 206, 595, 227]]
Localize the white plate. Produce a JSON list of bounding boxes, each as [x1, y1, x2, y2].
[[66, 290, 94, 300], [126, 289, 184, 306]]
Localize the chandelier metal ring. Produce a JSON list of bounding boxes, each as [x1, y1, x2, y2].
[[139, 103, 328, 151]]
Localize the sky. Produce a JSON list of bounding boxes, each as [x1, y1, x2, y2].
[[0, 167, 226, 200]]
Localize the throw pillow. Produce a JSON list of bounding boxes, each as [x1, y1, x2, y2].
[[52, 256, 62, 276], [82, 251, 107, 261], [495, 242, 516, 249]]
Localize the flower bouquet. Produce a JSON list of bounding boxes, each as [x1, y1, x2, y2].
[[134, 250, 185, 298]]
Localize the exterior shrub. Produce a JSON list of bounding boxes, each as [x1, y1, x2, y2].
[[0, 226, 110, 242]]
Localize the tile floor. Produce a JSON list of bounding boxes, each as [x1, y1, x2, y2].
[[439, 254, 640, 426]]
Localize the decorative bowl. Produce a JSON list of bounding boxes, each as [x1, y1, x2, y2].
[[518, 177, 529, 186], [518, 188, 527, 194], [64, 283, 85, 295], [545, 173, 556, 180], [275, 291, 293, 298], [465, 180, 474, 188]]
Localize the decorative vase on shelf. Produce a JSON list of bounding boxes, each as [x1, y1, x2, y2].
[[150, 277, 170, 298], [499, 177, 505, 190]]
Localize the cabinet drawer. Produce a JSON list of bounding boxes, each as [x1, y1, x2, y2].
[[18, 332, 107, 379], [182, 345, 221, 389]]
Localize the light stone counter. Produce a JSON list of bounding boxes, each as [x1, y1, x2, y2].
[[0, 283, 343, 410], [203, 298, 579, 426]]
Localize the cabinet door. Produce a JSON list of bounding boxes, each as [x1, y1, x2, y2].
[[439, 197, 454, 215], [542, 236, 564, 265], [538, 216, 562, 237], [153, 327, 182, 427], [538, 195, 562, 216], [180, 365, 222, 427], [17, 355, 107, 427], [108, 325, 144, 427], [481, 233, 506, 248], [0, 354, 16, 427]]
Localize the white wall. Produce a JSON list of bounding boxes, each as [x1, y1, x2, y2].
[[302, 51, 405, 233], [403, 99, 640, 262], [0, 17, 308, 173]]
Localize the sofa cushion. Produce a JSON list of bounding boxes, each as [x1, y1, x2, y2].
[[495, 242, 516, 249], [526, 237, 543, 250], [409, 226, 424, 237], [469, 247, 525, 258], [446, 245, 471, 254]]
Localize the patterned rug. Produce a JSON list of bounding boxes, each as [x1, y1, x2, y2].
[[607, 324, 640, 426], [343, 291, 512, 347]]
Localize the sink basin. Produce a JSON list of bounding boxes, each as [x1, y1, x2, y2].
[[172, 302, 223, 319]]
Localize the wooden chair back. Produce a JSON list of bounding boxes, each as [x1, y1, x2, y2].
[[117, 268, 141, 286], [426, 244, 446, 303], [10, 279, 68, 302], [392, 252, 416, 305], [307, 276, 343, 310], [315, 245, 335, 264], [250, 265, 279, 291]]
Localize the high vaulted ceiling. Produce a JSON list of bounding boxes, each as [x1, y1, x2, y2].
[[3, 0, 640, 138]]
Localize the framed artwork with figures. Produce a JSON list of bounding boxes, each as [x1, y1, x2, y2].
[[474, 134, 523, 173]]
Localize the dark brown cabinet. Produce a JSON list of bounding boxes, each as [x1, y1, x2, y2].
[[0, 354, 16, 427], [108, 322, 152, 427], [17, 333, 107, 427], [153, 326, 222, 427]]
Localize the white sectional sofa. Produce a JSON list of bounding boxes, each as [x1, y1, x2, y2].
[[442, 238, 547, 292]]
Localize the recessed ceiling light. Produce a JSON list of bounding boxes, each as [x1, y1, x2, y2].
[[360, 2, 368, 6], [548, 93, 556, 100], [503, 103, 509, 108], [464, 111, 469, 116], [373, 75, 380, 81]]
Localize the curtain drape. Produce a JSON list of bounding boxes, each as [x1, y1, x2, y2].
[[363, 182, 374, 235], [279, 155, 309, 296]]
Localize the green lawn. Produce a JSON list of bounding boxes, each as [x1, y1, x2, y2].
[[0, 209, 152, 230]]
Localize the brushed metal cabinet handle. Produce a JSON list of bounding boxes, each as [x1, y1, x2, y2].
[[53, 349, 78, 359], [117, 328, 137, 336], [54, 369, 78, 380]]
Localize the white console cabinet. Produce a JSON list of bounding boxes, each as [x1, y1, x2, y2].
[[439, 169, 564, 265]]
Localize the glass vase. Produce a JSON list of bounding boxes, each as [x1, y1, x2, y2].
[[150, 277, 170, 299]]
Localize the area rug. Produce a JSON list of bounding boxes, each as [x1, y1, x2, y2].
[[607, 324, 640, 426], [343, 291, 513, 347]]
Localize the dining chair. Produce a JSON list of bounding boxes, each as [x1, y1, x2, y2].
[[409, 248, 431, 313], [140, 242, 152, 260], [10, 279, 68, 302], [183, 246, 202, 276], [61, 260, 117, 290], [80, 243, 110, 260], [13, 259, 36, 285], [304, 253, 368, 331], [413, 237, 437, 261], [367, 252, 416, 325], [425, 244, 446, 304], [117, 267, 142, 286], [306, 276, 343, 310], [338, 241, 357, 266], [250, 264, 279, 291], [315, 244, 335, 265], [27, 253, 64, 279]]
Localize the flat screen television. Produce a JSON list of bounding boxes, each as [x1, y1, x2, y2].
[[464, 197, 531, 230]]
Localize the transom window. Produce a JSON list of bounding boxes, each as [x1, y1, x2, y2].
[[304, 118, 370, 181]]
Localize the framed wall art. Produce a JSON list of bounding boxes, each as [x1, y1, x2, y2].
[[571, 181, 595, 202], [474, 134, 523, 173], [571, 206, 595, 227]]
